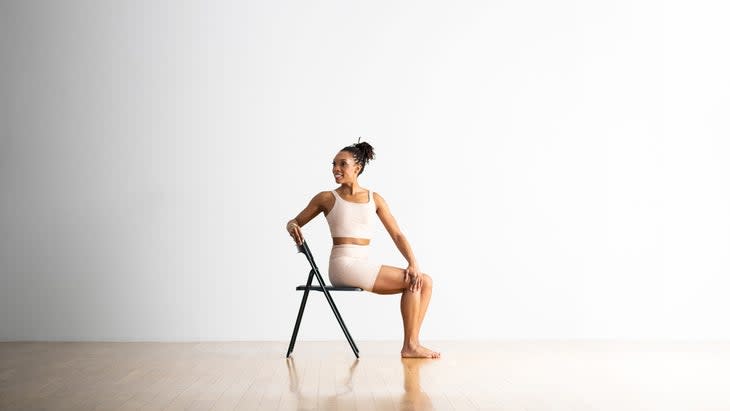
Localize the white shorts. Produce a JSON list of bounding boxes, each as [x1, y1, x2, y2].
[[328, 244, 382, 292]]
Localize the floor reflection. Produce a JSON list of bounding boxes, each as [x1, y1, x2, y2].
[[286, 356, 360, 409], [285, 356, 434, 411], [400, 358, 434, 411]]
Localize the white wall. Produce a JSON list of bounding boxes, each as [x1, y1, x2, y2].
[[1, 0, 728, 341]]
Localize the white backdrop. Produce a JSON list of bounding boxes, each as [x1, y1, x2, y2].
[[1, 0, 729, 341]]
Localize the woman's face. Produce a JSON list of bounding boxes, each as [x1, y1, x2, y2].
[[332, 151, 361, 184]]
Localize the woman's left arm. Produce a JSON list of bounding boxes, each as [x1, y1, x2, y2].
[[373, 192, 423, 292]]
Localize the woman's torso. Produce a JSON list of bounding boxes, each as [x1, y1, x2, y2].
[[324, 189, 376, 245]]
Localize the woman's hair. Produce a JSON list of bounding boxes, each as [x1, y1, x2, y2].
[[341, 141, 375, 175]]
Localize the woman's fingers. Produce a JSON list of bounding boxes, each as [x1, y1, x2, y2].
[[409, 274, 421, 292], [404, 267, 423, 292], [289, 226, 303, 245]]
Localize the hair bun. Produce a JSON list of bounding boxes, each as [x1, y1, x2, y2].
[[341, 140, 376, 176], [354, 141, 375, 162]]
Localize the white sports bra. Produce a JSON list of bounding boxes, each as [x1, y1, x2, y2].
[[325, 190, 377, 239]]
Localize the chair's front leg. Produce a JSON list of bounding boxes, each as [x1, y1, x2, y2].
[[286, 270, 314, 357]]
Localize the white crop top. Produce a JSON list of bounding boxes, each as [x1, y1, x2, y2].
[[325, 190, 377, 239]]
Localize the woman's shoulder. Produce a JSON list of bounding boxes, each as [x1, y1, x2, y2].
[[311, 191, 336, 210], [312, 190, 336, 201], [359, 187, 382, 203], [371, 190, 387, 207]]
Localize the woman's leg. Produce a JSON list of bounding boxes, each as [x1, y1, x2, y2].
[[372, 265, 439, 358], [413, 274, 433, 345]]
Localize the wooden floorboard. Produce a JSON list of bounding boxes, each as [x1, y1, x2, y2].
[[1, 340, 729, 410]]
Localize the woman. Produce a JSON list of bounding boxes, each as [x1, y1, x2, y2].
[[286, 141, 440, 358]]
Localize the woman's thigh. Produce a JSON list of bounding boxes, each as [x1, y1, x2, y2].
[[371, 265, 409, 295]]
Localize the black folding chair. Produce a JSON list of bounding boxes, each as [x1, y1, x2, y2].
[[286, 240, 362, 358]]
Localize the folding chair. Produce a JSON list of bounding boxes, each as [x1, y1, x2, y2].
[[286, 240, 362, 358]]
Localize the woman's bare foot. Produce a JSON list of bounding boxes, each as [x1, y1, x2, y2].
[[419, 345, 441, 358], [401, 344, 440, 358]]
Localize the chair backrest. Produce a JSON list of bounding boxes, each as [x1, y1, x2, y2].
[[297, 240, 319, 270]]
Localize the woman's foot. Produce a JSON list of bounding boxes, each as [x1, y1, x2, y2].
[[401, 344, 440, 358], [418, 344, 441, 358]]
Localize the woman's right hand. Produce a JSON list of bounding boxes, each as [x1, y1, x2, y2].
[[287, 220, 303, 245]]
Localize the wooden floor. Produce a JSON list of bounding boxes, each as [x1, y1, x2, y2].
[[1, 340, 729, 410]]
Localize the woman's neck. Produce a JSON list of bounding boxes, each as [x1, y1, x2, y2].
[[338, 182, 363, 195]]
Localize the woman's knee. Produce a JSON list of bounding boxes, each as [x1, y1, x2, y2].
[[421, 273, 433, 289]]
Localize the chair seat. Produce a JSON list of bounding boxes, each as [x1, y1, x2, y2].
[[296, 285, 363, 292]]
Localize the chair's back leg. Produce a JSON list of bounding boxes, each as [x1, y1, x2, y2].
[[311, 267, 360, 358]]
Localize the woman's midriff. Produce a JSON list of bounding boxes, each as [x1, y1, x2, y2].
[[332, 237, 370, 246]]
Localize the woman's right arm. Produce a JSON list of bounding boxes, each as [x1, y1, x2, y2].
[[286, 192, 328, 245]]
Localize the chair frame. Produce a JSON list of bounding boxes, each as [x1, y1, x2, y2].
[[286, 240, 361, 358]]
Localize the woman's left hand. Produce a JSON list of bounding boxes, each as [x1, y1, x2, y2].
[[404, 264, 422, 293]]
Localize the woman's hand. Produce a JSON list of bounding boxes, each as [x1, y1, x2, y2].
[[404, 264, 422, 293], [287, 220, 303, 245]]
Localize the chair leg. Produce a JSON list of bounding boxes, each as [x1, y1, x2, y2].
[[286, 270, 314, 358], [287, 266, 360, 359], [312, 269, 360, 358], [324, 290, 360, 357], [324, 290, 359, 354]]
